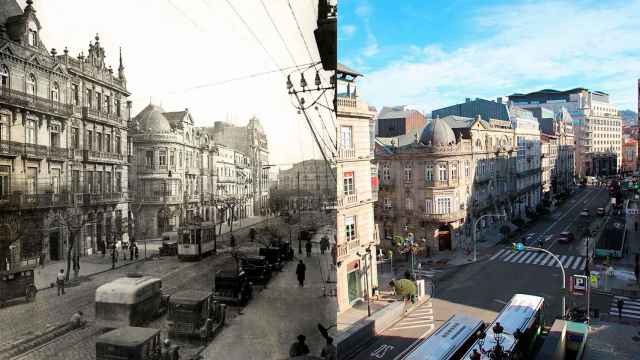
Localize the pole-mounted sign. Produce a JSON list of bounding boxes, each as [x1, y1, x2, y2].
[[570, 275, 588, 296]]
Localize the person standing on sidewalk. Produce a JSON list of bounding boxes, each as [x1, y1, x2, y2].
[[617, 298, 624, 318], [56, 269, 65, 296], [320, 236, 329, 255], [306, 240, 312, 257], [289, 334, 310, 357], [296, 260, 306, 287], [111, 246, 117, 269]]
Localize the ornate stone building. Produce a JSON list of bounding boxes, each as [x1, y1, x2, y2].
[[375, 115, 521, 253], [276, 159, 336, 210], [0, 0, 130, 263]]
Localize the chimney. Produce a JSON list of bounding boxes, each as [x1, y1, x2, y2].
[[497, 97, 503, 104], [465, 98, 471, 103]]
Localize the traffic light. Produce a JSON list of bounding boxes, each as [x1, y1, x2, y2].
[[512, 242, 525, 252]]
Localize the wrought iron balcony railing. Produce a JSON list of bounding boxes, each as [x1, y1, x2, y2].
[[0, 87, 73, 117]]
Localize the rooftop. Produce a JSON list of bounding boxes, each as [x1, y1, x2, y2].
[[96, 327, 159, 347]]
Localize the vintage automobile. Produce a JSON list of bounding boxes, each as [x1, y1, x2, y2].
[[239, 255, 271, 285], [167, 290, 226, 339], [270, 240, 294, 262], [258, 247, 284, 271], [95, 275, 169, 328], [158, 232, 179, 257], [96, 326, 178, 360], [0, 264, 37, 307], [212, 269, 253, 305]]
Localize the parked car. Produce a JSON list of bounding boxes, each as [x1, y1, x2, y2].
[[596, 208, 605, 216], [96, 326, 171, 360], [166, 290, 225, 340], [556, 231, 575, 244], [521, 233, 538, 246], [580, 209, 589, 217], [212, 270, 253, 306], [239, 256, 271, 285], [258, 247, 284, 271]]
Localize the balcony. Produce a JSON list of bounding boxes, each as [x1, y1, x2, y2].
[[337, 193, 358, 207], [379, 182, 395, 192], [0, 87, 73, 117], [424, 209, 467, 223], [335, 239, 364, 260], [425, 180, 458, 188], [0, 140, 21, 157], [49, 146, 68, 161], [183, 192, 200, 202], [75, 192, 128, 206], [338, 146, 356, 159], [83, 149, 125, 164], [0, 192, 73, 210], [135, 192, 182, 204], [516, 168, 541, 177], [23, 143, 48, 159], [82, 106, 123, 127]]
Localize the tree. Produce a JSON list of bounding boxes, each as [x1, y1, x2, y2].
[[212, 194, 250, 248], [0, 213, 35, 266], [52, 208, 90, 281]]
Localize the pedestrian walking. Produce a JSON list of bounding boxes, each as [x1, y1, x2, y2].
[[321, 337, 337, 360], [134, 243, 139, 260], [111, 247, 117, 269], [249, 228, 256, 243], [122, 241, 128, 261], [306, 240, 312, 257], [296, 260, 306, 287], [129, 241, 134, 261], [39, 253, 45, 268], [289, 334, 310, 357], [617, 298, 624, 318], [320, 235, 329, 255], [56, 269, 65, 296], [230, 234, 236, 248]]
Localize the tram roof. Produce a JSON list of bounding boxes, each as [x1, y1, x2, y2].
[[97, 326, 159, 347], [95, 276, 162, 304], [404, 314, 484, 360]]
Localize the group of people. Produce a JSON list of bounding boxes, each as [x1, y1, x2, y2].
[[111, 240, 139, 269], [289, 334, 336, 360]]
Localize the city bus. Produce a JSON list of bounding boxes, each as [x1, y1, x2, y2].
[[178, 223, 216, 260], [402, 314, 485, 360], [462, 294, 544, 359]]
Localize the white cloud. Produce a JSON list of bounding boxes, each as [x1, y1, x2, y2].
[[342, 24, 357, 38], [355, 3, 372, 17], [356, 0, 640, 112]]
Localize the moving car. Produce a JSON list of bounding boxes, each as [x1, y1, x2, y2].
[[580, 209, 589, 217], [556, 231, 575, 244], [596, 208, 605, 216]]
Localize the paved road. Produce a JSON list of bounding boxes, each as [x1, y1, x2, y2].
[[0, 217, 296, 360]]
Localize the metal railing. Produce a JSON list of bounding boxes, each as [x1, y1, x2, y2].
[[0, 192, 73, 209], [425, 179, 458, 188], [49, 146, 68, 159], [83, 149, 125, 163], [424, 209, 467, 222], [0, 87, 73, 116], [82, 106, 123, 125]]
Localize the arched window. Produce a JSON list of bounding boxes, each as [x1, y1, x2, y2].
[[51, 82, 59, 102], [26, 73, 36, 95], [0, 65, 9, 88]]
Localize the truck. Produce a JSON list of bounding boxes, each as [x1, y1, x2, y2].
[[595, 210, 626, 258]]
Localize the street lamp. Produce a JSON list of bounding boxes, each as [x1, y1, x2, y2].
[[358, 247, 372, 317], [584, 229, 592, 324], [473, 211, 507, 262]]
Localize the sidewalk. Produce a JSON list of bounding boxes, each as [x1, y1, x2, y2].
[[202, 224, 337, 360], [34, 215, 272, 291]]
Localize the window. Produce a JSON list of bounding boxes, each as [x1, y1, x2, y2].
[[0, 64, 9, 88], [116, 99, 121, 117], [26, 167, 37, 195], [425, 199, 433, 213], [436, 197, 451, 214], [105, 172, 112, 193], [50, 124, 60, 147], [159, 150, 167, 166], [340, 126, 353, 149], [438, 163, 448, 181], [0, 114, 8, 141], [51, 168, 60, 193], [28, 29, 37, 46], [87, 89, 93, 108], [404, 164, 412, 182], [382, 163, 391, 181], [451, 163, 458, 180], [145, 150, 153, 168], [405, 197, 413, 210], [115, 135, 121, 154], [105, 134, 111, 153], [70, 128, 79, 149], [87, 130, 93, 150], [96, 132, 102, 151], [0, 165, 10, 199], [85, 171, 93, 192], [96, 92, 102, 111], [344, 216, 356, 241], [26, 74, 36, 95], [72, 170, 80, 193], [95, 171, 102, 193], [170, 150, 175, 166], [343, 171, 354, 195], [425, 164, 433, 182], [51, 82, 59, 102], [517, 136, 525, 159], [25, 119, 36, 144], [105, 95, 111, 114], [72, 84, 79, 106]]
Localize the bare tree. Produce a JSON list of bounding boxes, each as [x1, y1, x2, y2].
[[0, 213, 34, 266], [51, 208, 90, 281]]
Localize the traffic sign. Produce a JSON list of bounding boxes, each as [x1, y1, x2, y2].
[[570, 275, 588, 296]]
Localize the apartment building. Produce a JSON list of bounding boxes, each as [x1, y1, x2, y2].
[[509, 88, 622, 177], [0, 1, 130, 263], [376, 105, 426, 137], [336, 63, 379, 315], [276, 159, 336, 211]]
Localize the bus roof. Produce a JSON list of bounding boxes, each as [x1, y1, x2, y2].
[[404, 314, 484, 360], [95, 276, 162, 304], [96, 326, 159, 347], [495, 294, 544, 334], [170, 290, 212, 305]]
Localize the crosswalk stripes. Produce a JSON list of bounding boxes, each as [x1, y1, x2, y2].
[[609, 296, 640, 321], [490, 248, 586, 271], [389, 301, 435, 331]]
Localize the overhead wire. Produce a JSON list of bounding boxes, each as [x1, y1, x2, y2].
[[166, 0, 208, 33]]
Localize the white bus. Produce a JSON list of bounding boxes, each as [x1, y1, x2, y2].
[[402, 314, 485, 360], [462, 294, 544, 359]]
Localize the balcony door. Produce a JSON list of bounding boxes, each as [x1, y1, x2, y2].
[[437, 224, 452, 251], [347, 269, 362, 304]]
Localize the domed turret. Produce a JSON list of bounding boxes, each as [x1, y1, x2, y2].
[[419, 117, 456, 146], [133, 104, 171, 132]]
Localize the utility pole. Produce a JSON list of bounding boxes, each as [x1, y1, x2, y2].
[[297, 170, 302, 254]]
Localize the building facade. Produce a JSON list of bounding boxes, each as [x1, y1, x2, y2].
[[207, 118, 269, 216], [336, 64, 379, 315], [276, 159, 336, 211], [622, 138, 637, 174], [0, 1, 130, 264], [509, 88, 622, 177], [376, 105, 426, 138]]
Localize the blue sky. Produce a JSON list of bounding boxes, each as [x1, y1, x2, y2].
[[339, 0, 640, 114]]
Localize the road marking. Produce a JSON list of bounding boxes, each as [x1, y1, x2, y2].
[[392, 323, 435, 331], [490, 249, 508, 261], [371, 345, 395, 359], [396, 318, 434, 326], [517, 252, 534, 264], [511, 252, 526, 263], [524, 252, 538, 264], [502, 250, 518, 262], [576, 258, 586, 270], [494, 299, 508, 305], [532, 253, 546, 265], [392, 324, 436, 360], [557, 255, 567, 267], [563, 256, 576, 268], [548, 188, 605, 252]]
